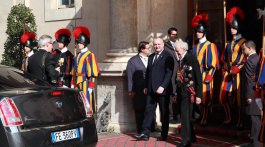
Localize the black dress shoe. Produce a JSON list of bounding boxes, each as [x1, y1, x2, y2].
[[135, 133, 143, 138], [141, 134, 149, 141], [177, 142, 191, 147], [135, 133, 149, 141]]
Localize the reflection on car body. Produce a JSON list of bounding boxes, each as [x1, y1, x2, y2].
[[0, 65, 98, 147]]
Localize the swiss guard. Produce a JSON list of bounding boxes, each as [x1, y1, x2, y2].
[[192, 13, 219, 126], [219, 7, 246, 128], [54, 28, 74, 87], [20, 32, 37, 72], [72, 26, 100, 113]]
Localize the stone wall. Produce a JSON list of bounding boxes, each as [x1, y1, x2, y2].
[[97, 76, 135, 133]]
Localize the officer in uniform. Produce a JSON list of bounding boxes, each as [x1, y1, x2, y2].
[[174, 41, 202, 147], [219, 7, 246, 128], [72, 26, 100, 113], [192, 13, 219, 125], [54, 28, 74, 87], [20, 32, 37, 72]]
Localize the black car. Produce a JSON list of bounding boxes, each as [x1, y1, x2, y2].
[[0, 65, 98, 147]]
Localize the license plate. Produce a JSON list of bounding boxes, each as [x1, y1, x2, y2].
[[51, 128, 80, 143]]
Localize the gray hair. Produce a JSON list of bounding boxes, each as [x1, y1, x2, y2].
[[38, 35, 52, 48], [175, 40, 188, 51]]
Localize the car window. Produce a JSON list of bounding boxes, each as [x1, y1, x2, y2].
[[0, 67, 50, 91]]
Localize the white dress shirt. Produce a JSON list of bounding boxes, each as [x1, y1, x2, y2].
[[139, 54, 148, 68]]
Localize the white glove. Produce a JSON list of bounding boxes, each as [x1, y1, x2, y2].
[[55, 67, 60, 73], [62, 85, 69, 88], [88, 88, 93, 94]]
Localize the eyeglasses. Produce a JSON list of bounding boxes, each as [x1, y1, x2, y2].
[[145, 47, 151, 50]]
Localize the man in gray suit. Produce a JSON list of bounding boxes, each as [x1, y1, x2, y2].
[[126, 41, 151, 135], [240, 40, 261, 147]]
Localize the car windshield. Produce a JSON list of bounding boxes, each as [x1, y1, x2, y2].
[[0, 66, 51, 91]]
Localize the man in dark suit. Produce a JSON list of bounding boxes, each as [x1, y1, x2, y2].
[[28, 35, 59, 85], [126, 41, 151, 135], [240, 40, 261, 147], [136, 38, 174, 141], [164, 27, 182, 123], [174, 41, 202, 147], [164, 27, 182, 52]]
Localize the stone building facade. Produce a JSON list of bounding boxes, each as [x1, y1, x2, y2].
[[0, 0, 188, 133]]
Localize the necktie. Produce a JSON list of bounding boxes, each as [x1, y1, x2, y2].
[[153, 53, 159, 64], [178, 55, 182, 60], [171, 42, 176, 49], [178, 55, 182, 66]]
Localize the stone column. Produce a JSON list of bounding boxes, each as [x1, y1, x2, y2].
[[110, 0, 137, 52], [103, 0, 138, 64], [97, 0, 138, 133], [137, 0, 152, 42]]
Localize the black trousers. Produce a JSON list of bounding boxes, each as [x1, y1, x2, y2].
[[172, 97, 181, 120], [179, 93, 196, 144], [250, 115, 261, 147], [142, 93, 170, 137], [134, 109, 145, 134], [133, 93, 147, 134]]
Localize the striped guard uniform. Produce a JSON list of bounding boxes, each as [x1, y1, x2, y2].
[[219, 36, 246, 127], [220, 37, 246, 104], [192, 39, 219, 125], [22, 57, 29, 72], [72, 48, 100, 113], [21, 50, 34, 72]]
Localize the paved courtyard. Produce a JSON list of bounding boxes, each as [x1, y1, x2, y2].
[[97, 132, 248, 147]]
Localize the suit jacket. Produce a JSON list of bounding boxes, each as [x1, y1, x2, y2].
[[164, 40, 175, 51], [146, 49, 174, 95], [164, 40, 178, 95], [126, 54, 147, 110], [126, 54, 147, 93], [28, 49, 59, 83], [240, 53, 260, 115], [176, 53, 202, 99]]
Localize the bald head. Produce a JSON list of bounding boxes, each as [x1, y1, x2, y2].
[[153, 38, 164, 45], [153, 38, 164, 53]]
